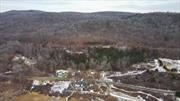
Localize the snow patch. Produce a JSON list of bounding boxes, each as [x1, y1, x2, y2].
[[65, 49, 83, 54], [50, 81, 71, 94], [56, 70, 69, 78], [107, 70, 146, 77], [102, 45, 111, 48], [12, 55, 36, 66], [151, 58, 180, 73], [31, 80, 50, 90]]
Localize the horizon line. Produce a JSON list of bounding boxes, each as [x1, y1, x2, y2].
[[1, 9, 180, 14]]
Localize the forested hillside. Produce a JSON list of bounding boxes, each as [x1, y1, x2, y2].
[[0, 10, 180, 73], [0, 10, 180, 48]]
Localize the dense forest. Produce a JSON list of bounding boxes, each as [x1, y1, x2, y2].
[[0, 10, 180, 73]]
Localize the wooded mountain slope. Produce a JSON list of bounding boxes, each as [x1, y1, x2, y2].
[[0, 10, 180, 48]]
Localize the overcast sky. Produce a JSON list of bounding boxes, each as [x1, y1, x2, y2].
[[0, 0, 180, 13]]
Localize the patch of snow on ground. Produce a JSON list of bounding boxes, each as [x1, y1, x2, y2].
[[151, 58, 180, 73], [151, 59, 167, 72], [51, 81, 71, 94], [110, 91, 140, 101], [12, 55, 36, 66], [31, 80, 51, 90], [65, 49, 83, 54], [102, 45, 111, 48], [4, 71, 12, 74], [107, 70, 146, 77], [56, 70, 69, 77]]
